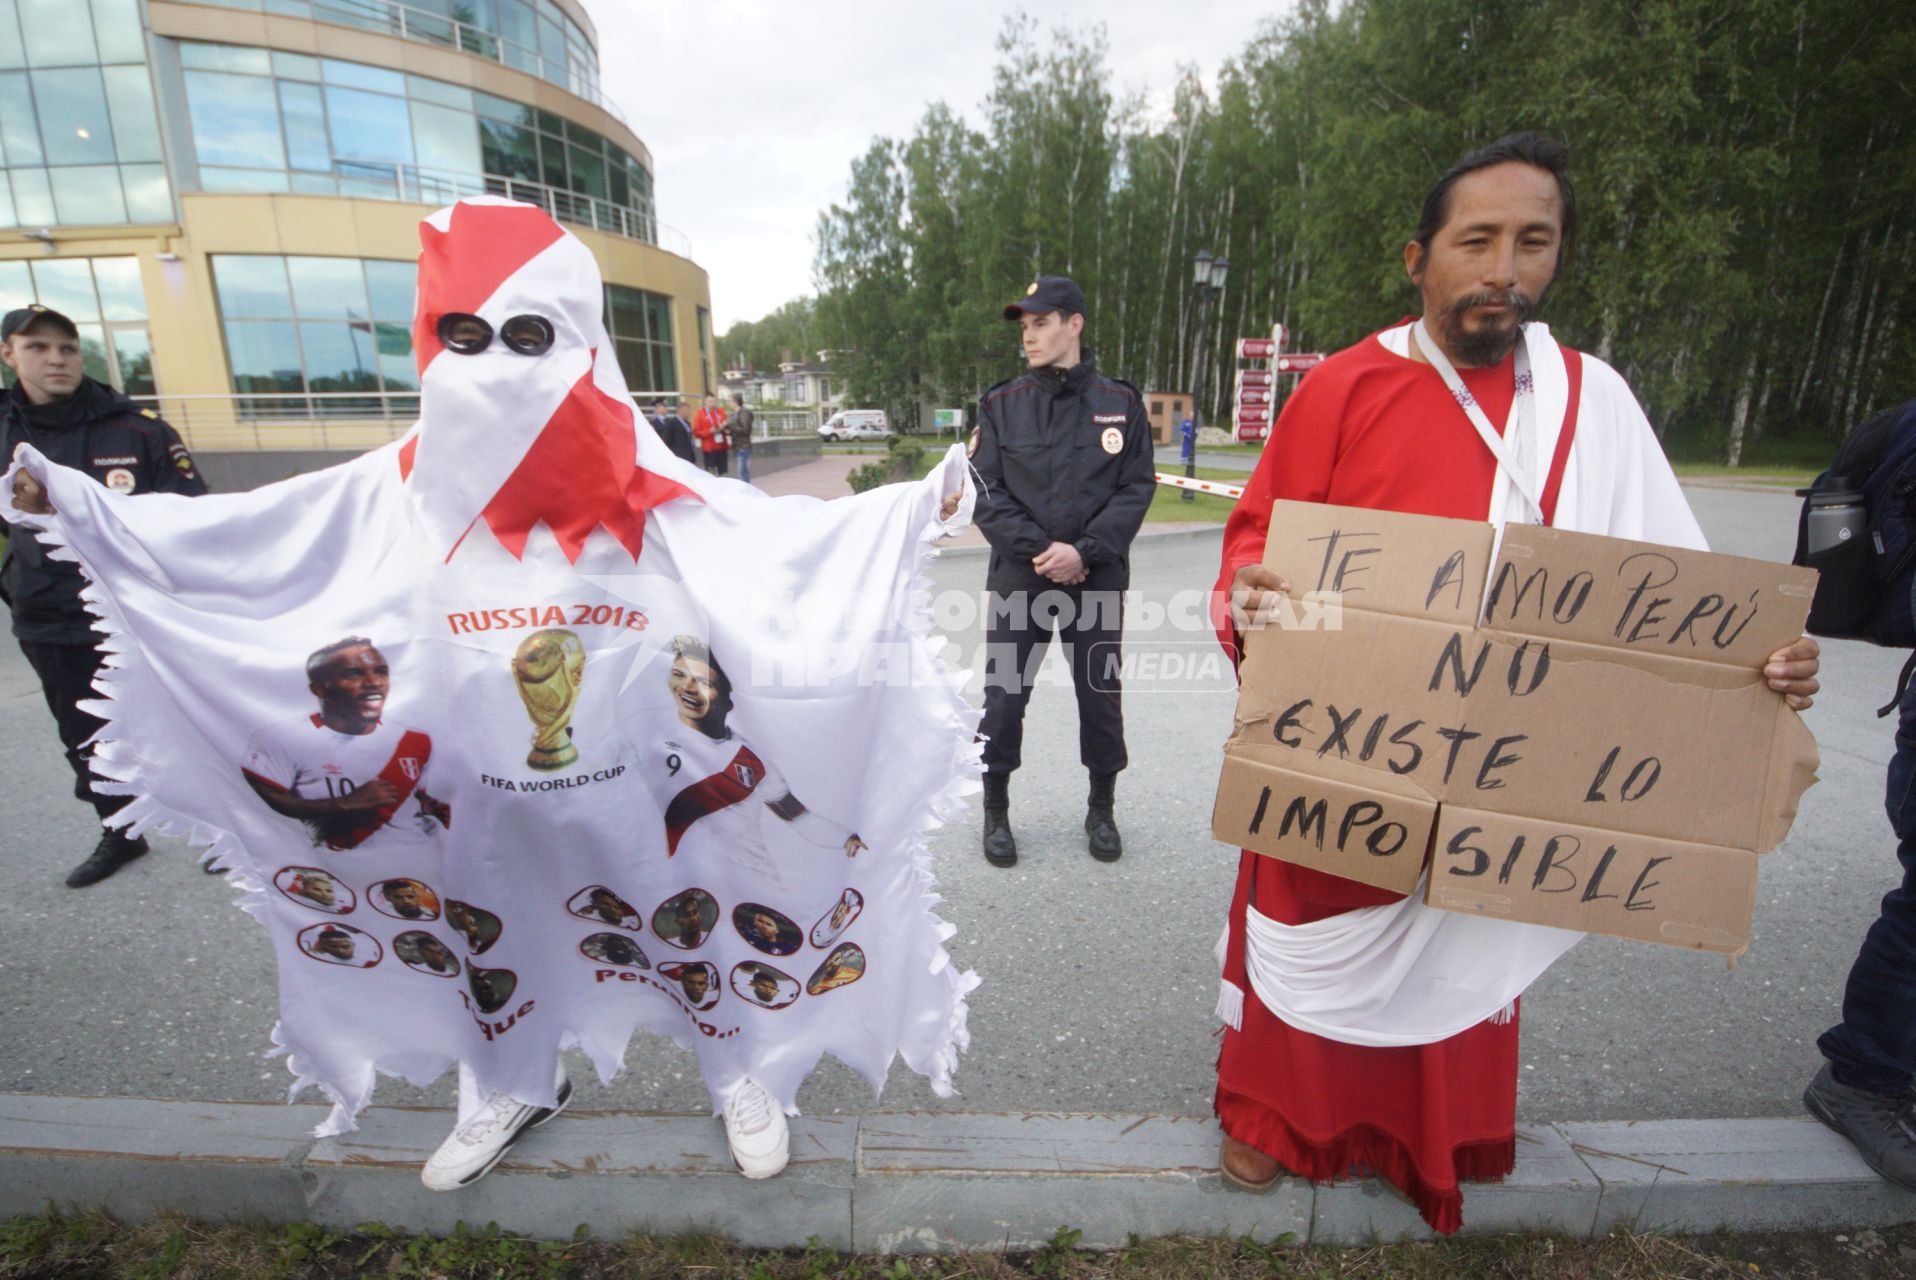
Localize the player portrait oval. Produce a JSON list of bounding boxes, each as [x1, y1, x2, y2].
[[274, 866, 355, 914], [392, 930, 461, 978], [567, 885, 642, 931], [466, 964, 517, 1015], [580, 932, 650, 969], [444, 899, 502, 955], [731, 902, 802, 956], [809, 888, 864, 949], [659, 960, 719, 1011], [367, 876, 440, 922], [807, 943, 867, 996], [651, 887, 719, 950], [731, 961, 800, 1010], [295, 921, 381, 968]]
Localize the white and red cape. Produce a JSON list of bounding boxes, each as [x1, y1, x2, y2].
[[5, 199, 982, 1135]]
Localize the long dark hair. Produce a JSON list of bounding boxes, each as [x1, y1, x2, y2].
[[1414, 132, 1577, 257]]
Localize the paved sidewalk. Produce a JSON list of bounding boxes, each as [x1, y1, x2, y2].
[[3, 1094, 1911, 1250]]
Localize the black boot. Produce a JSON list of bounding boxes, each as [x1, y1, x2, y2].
[[65, 831, 148, 888], [1086, 772, 1122, 862], [981, 773, 1018, 868]]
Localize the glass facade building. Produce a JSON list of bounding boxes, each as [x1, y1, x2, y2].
[[176, 43, 653, 238], [0, 0, 709, 439], [0, 0, 171, 227], [190, 0, 602, 103]]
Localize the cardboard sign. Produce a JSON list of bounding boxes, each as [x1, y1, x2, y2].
[[1211, 501, 1820, 954]]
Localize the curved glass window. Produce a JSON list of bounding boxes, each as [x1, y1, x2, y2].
[[0, 0, 174, 227], [212, 254, 419, 417], [188, 0, 602, 103], [179, 43, 655, 244], [0, 255, 155, 394], [604, 283, 676, 396]]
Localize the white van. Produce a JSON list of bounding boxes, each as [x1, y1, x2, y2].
[[818, 409, 892, 443]]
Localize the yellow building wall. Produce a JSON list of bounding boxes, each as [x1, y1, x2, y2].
[[0, 195, 711, 450], [1, 4, 711, 449]]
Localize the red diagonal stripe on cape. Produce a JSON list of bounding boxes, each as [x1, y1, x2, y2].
[[472, 361, 700, 563], [664, 745, 766, 855], [413, 203, 564, 373], [326, 730, 433, 851]]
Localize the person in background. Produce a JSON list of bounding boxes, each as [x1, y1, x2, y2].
[[651, 400, 697, 466], [730, 393, 756, 485], [693, 394, 729, 477], [0, 305, 207, 887]]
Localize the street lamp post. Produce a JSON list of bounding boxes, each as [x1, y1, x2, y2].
[[1183, 250, 1231, 501]]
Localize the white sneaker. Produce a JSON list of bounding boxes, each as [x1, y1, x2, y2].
[[721, 1078, 789, 1179], [420, 1075, 572, 1191]]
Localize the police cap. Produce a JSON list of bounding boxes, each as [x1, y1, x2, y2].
[[1, 304, 79, 341], [1003, 276, 1086, 321]]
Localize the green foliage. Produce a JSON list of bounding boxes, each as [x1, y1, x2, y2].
[[847, 436, 928, 494], [718, 297, 821, 375], [1029, 1224, 1085, 1276], [791, 4, 1915, 464]]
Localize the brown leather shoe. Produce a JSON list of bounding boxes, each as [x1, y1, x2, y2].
[[1219, 1135, 1283, 1192]]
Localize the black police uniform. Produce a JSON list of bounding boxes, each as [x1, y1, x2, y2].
[[2, 375, 207, 824], [970, 355, 1156, 776]]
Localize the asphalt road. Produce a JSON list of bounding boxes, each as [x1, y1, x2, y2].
[[0, 483, 1895, 1127]]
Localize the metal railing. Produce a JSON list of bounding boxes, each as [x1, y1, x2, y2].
[[134, 389, 686, 452], [212, 160, 693, 257], [297, 0, 627, 130]]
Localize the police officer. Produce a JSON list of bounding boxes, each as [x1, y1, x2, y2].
[[971, 276, 1155, 867], [1, 304, 207, 887]]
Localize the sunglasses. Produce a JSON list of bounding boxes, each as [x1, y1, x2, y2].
[[436, 312, 556, 356]]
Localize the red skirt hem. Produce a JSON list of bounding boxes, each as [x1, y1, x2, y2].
[[1215, 1084, 1514, 1236]]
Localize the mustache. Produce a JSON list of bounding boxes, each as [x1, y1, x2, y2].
[[1445, 288, 1537, 320]]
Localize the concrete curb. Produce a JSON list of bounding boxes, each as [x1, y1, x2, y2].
[[3, 1095, 1913, 1250]]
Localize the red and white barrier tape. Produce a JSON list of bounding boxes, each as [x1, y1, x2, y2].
[[1154, 472, 1245, 501]]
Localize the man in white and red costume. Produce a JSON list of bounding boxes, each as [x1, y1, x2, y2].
[[1208, 134, 1821, 1232], [6, 198, 980, 1190]]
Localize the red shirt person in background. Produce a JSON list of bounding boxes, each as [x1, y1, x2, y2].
[[692, 393, 729, 477], [1206, 132, 1821, 1233]]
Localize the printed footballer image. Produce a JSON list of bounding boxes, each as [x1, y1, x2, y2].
[[240, 638, 452, 851], [732, 902, 802, 956], [567, 885, 642, 930], [273, 866, 355, 914], [807, 943, 867, 995], [445, 899, 502, 955], [580, 932, 649, 968], [658, 960, 720, 1011], [650, 887, 718, 950], [466, 964, 517, 1015], [732, 961, 800, 1010], [810, 888, 864, 948], [296, 921, 381, 968], [393, 930, 461, 977], [369, 877, 440, 921], [639, 636, 865, 879]]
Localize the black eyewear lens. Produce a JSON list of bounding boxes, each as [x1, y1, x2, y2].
[[436, 313, 556, 356]]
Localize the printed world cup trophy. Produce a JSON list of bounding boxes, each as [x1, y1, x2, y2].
[[512, 628, 586, 771]]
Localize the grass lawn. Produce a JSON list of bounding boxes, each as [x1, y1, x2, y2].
[[1146, 465, 1242, 524], [5, 1211, 1914, 1279]]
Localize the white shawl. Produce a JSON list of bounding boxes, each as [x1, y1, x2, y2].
[[1224, 321, 1709, 1046]]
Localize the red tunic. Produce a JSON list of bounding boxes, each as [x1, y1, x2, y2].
[[1209, 325, 1529, 1235]]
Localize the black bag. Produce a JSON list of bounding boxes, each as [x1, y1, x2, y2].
[[1792, 398, 1916, 715]]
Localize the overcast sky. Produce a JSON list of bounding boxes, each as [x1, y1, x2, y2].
[[589, 2, 1290, 332]]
